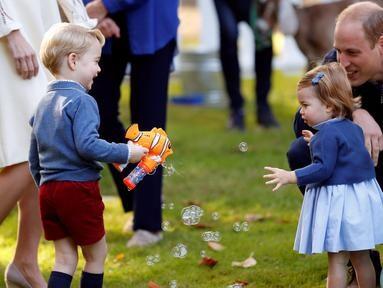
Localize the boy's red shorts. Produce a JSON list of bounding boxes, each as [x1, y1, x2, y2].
[[39, 180, 105, 246]]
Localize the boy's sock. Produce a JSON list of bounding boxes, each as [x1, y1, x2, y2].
[[80, 271, 104, 288], [48, 271, 73, 288]]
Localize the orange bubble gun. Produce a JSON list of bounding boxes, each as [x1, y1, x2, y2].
[[114, 124, 173, 191]]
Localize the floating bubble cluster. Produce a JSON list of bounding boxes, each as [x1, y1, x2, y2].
[[201, 231, 221, 242], [238, 142, 248, 152], [168, 202, 175, 210], [146, 254, 160, 266], [163, 163, 176, 176], [169, 280, 177, 288], [171, 243, 188, 258], [181, 205, 204, 225], [200, 250, 206, 258], [161, 220, 171, 231], [227, 284, 244, 288], [233, 221, 250, 232]]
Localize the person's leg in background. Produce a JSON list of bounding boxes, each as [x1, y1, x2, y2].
[[213, 0, 247, 130], [88, 15, 133, 213], [255, 43, 279, 128], [126, 38, 176, 247], [2, 163, 47, 287]]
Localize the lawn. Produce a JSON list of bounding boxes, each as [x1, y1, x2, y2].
[[0, 70, 356, 287]]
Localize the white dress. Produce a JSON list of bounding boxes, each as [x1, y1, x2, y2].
[[0, 0, 95, 167]]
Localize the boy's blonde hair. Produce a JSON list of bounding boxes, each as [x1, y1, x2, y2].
[[297, 62, 354, 119], [40, 23, 105, 75]]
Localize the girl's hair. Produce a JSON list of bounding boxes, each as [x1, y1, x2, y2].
[[40, 23, 105, 75], [297, 62, 354, 119]]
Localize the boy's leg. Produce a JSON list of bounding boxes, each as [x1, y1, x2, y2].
[[349, 250, 375, 288], [327, 251, 349, 288], [48, 237, 78, 288], [80, 236, 107, 288]]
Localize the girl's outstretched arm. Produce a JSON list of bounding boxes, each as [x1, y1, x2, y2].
[[264, 167, 297, 191]]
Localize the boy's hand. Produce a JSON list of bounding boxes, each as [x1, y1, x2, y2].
[[302, 130, 314, 143], [127, 141, 148, 163], [263, 167, 297, 191]]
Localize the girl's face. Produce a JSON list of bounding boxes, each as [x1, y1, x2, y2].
[[297, 86, 333, 127]]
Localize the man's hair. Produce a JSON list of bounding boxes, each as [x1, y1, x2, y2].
[[336, 1, 383, 48], [40, 23, 105, 75], [297, 62, 354, 119]]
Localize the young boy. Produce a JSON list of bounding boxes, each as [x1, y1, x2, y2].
[[29, 23, 148, 287]]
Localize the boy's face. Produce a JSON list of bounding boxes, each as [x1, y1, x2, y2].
[[74, 38, 102, 90]]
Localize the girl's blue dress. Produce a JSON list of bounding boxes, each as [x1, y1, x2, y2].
[[293, 118, 383, 254], [294, 179, 383, 254]]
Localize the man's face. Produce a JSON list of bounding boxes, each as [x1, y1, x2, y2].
[[334, 20, 383, 87]]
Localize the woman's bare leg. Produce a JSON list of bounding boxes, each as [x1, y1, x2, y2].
[[1, 163, 46, 287]]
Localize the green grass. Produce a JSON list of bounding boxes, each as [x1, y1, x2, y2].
[[0, 70, 362, 287]]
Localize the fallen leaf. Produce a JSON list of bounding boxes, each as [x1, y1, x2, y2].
[[193, 223, 212, 229], [113, 253, 125, 262], [233, 280, 249, 286], [185, 200, 202, 206], [231, 252, 257, 268], [244, 213, 271, 222], [228, 280, 249, 287], [208, 241, 225, 251], [148, 281, 161, 288], [199, 256, 218, 267]]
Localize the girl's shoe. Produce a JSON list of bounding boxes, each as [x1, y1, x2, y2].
[[4, 263, 32, 288]]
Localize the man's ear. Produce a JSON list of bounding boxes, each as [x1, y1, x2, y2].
[[377, 35, 383, 55], [67, 53, 77, 71]]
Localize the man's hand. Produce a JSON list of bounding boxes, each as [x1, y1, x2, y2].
[[86, 0, 108, 21], [97, 17, 120, 38], [263, 167, 297, 191], [353, 108, 383, 166], [6, 30, 39, 79]]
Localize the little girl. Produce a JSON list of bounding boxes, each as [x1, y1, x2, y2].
[[264, 62, 383, 288]]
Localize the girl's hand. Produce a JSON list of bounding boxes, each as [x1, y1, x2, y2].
[[302, 130, 314, 143], [6, 30, 39, 79], [263, 166, 297, 191]]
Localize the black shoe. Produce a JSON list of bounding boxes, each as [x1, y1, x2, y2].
[[228, 109, 245, 131], [257, 110, 280, 128]]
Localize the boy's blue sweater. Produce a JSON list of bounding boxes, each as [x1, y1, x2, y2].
[[29, 81, 129, 186], [295, 118, 376, 186]]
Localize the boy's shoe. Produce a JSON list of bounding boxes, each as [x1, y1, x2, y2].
[[227, 109, 245, 131], [126, 230, 163, 248]]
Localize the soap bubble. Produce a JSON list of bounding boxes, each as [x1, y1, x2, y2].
[[238, 142, 248, 152], [171, 243, 188, 258], [211, 211, 220, 221], [233, 222, 241, 232]]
